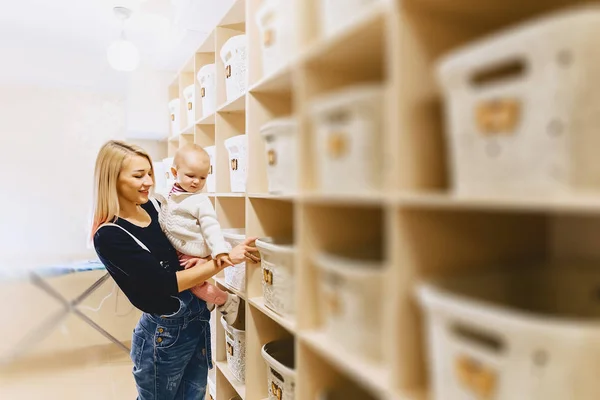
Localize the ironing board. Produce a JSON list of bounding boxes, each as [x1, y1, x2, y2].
[[1, 259, 129, 366]]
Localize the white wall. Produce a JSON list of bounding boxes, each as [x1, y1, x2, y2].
[[0, 84, 126, 272]]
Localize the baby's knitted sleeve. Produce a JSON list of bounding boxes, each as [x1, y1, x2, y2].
[[194, 195, 230, 258]]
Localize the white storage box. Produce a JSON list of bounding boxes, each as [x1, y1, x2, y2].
[[262, 339, 295, 400], [437, 7, 600, 196], [224, 135, 248, 193], [310, 84, 384, 194], [417, 263, 600, 400], [256, 238, 295, 316], [204, 145, 216, 193], [222, 228, 246, 292], [220, 35, 247, 102], [152, 161, 167, 195], [255, 0, 296, 78], [197, 63, 217, 117], [162, 157, 175, 189], [314, 249, 384, 362], [207, 374, 216, 400], [320, 0, 382, 38], [183, 84, 195, 127], [168, 98, 180, 135], [221, 315, 246, 383], [261, 118, 298, 195]]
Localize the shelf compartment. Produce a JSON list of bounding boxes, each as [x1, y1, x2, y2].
[[249, 64, 295, 95], [215, 112, 246, 194], [299, 330, 390, 398], [196, 112, 216, 126], [245, 302, 295, 400], [248, 296, 296, 334], [245, 198, 295, 302], [216, 196, 246, 229], [216, 361, 246, 400], [195, 123, 215, 149], [302, 2, 387, 85], [215, 275, 247, 301], [218, 0, 246, 29], [194, 52, 217, 122], [218, 92, 247, 113], [246, 91, 294, 194]]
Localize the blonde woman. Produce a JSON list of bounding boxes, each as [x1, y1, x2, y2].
[[91, 140, 258, 399]]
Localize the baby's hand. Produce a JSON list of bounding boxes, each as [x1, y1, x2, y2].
[[216, 253, 234, 268]]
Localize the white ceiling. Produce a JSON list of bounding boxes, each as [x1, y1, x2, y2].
[[0, 0, 234, 92]]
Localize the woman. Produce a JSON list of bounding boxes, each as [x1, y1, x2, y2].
[[91, 140, 259, 399]]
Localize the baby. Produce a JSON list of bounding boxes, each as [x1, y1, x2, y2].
[[156, 144, 240, 325]]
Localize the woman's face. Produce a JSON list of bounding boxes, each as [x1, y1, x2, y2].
[[118, 155, 154, 205]]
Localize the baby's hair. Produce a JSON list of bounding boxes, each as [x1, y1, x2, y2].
[[173, 143, 209, 169]]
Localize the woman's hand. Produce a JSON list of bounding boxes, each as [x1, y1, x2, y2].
[[229, 237, 261, 264]]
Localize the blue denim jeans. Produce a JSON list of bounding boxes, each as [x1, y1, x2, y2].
[[130, 291, 213, 400]]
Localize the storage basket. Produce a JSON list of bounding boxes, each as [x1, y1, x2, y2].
[[261, 117, 298, 195], [314, 248, 384, 361], [204, 145, 216, 193], [437, 7, 600, 196], [168, 98, 180, 135], [183, 84, 195, 127], [224, 135, 248, 193], [152, 161, 167, 195], [207, 374, 216, 400], [197, 63, 217, 117], [255, 0, 296, 77], [417, 263, 600, 400], [162, 157, 175, 189], [310, 84, 384, 194], [261, 339, 295, 400], [222, 228, 246, 292], [256, 237, 295, 316], [210, 308, 217, 363], [319, 0, 382, 38], [221, 315, 246, 383], [220, 35, 247, 102]]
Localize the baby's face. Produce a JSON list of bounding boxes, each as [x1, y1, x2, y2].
[[173, 153, 210, 193]]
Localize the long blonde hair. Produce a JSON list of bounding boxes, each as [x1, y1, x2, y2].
[[91, 140, 154, 238]]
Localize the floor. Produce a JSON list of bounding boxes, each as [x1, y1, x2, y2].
[[0, 341, 138, 400]]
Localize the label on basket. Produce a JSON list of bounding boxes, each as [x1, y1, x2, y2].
[[268, 149, 277, 166], [187, 102, 193, 110], [226, 64, 232, 78], [264, 29, 275, 47], [201, 87, 206, 98], [327, 132, 348, 159], [455, 354, 497, 399], [209, 165, 213, 175], [231, 158, 238, 171], [270, 367, 285, 400], [263, 267, 274, 285], [325, 290, 342, 316], [170, 113, 175, 121], [475, 98, 520, 135]]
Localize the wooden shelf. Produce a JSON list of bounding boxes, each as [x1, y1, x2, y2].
[[161, 0, 600, 398], [396, 191, 600, 215], [214, 275, 247, 301], [247, 193, 296, 201], [248, 296, 296, 334], [196, 113, 215, 126], [216, 361, 246, 399], [248, 64, 294, 94], [218, 93, 246, 113], [300, 330, 390, 398]]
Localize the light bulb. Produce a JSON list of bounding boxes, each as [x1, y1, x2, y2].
[[107, 39, 140, 72]]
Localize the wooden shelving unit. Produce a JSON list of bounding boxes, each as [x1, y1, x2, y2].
[[163, 0, 600, 399]]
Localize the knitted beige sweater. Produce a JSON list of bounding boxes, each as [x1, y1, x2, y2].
[[156, 192, 230, 258]]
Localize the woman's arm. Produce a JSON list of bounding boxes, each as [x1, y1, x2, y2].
[[175, 259, 226, 292]]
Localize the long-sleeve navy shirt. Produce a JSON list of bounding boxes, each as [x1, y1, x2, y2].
[[93, 200, 182, 315]]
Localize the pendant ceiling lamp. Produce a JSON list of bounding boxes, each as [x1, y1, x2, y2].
[[107, 6, 140, 72]]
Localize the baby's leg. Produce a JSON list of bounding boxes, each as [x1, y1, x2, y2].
[[190, 282, 229, 306]]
